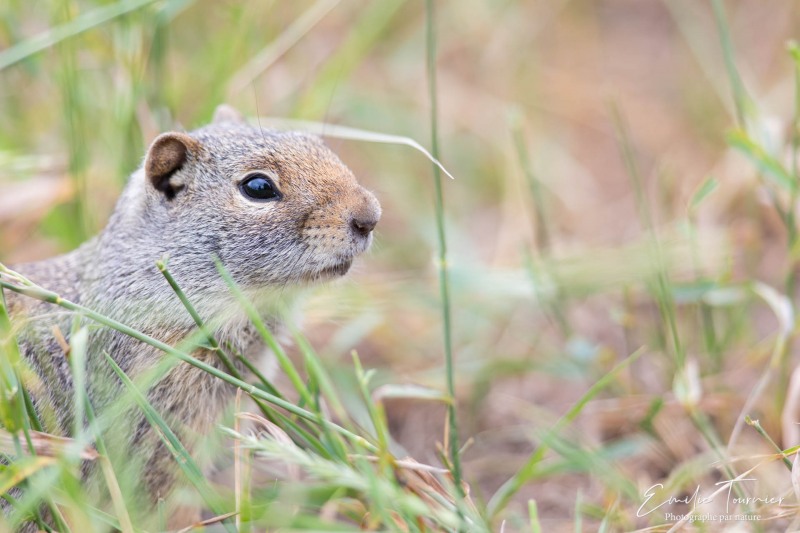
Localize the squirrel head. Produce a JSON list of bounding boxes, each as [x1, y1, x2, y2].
[[110, 105, 380, 299]]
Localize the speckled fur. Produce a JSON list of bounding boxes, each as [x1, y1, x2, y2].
[[3, 106, 380, 530]]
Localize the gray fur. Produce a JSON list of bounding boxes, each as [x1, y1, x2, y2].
[[3, 110, 380, 531]]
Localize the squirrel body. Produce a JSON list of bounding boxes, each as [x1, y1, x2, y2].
[[3, 105, 380, 529]]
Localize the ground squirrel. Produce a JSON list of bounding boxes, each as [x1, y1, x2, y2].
[[2, 104, 381, 530]]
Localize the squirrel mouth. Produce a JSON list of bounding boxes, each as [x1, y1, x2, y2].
[[309, 258, 353, 281]]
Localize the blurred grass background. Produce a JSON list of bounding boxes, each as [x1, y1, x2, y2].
[[3, 0, 800, 531]]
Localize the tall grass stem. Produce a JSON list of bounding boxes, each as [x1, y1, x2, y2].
[[425, 0, 464, 501]]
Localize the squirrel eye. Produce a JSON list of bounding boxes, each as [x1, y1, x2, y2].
[[240, 173, 281, 201]]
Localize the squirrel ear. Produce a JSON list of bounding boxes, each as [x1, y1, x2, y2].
[[212, 104, 244, 124], [145, 132, 198, 200]]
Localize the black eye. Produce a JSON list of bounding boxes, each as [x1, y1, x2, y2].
[[240, 173, 281, 201]]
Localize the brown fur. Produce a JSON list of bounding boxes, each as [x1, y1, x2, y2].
[[3, 105, 380, 531]]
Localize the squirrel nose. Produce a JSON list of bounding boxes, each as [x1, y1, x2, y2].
[[349, 190, 381, 238], [350, 215, 378, 237]]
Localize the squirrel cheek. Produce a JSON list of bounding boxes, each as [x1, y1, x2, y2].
[[302, 216, 345, 245]]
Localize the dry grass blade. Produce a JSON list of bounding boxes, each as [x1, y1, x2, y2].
[[352, 454, 449, 474], [258, 117, 457, 180], [0, 456, 59, 496], [664, 460, 771, 532], [175, 511, 239, 533], [234, 389, 242, 532], [728, 282, 794, 451], [0, 428, 98, 460], [784, 368, 800, 447], [371, 384, 453, 404], [394, 456, 479, 521], [227, 0, 340, 96], [236, 411, 300, 480], [792, 453, 800, 504], [236, 412, 297, 447]]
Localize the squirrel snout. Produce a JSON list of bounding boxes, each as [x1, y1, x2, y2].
[[349, 191, 381, 239]]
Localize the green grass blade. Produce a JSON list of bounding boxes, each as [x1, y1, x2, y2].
[[0, 283, 25, 433], [689, 177, 719, 212], [156, 260, 301, 434], [0, 0, 158, 71], [727, 129, 797, 192], [710, 0, 751, 127], [351, 352, 389, 453], [82, 392, 135, 533], [292, 328, 348, 422], [68, 327, 88, 439], [212, 258, 315, 409], [156, 260, 239, 376], [0, 272, 375, 451], [227, 0, 341, 97], [293, 0, 404, 119], [425, 0, 464, 504], [103, 352, 235, 533], [528, 500, 541, 533], [611, 104, 686, 369], [487, 346, 646, 518]]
